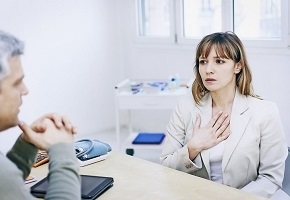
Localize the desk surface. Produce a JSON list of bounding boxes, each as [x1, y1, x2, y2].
[[29, 151, 267, 200]]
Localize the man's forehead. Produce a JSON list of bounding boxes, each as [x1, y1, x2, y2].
[[5, 56, 24, 80]]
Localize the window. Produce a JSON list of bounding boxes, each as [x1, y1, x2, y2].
[[234, 0, 282, 39], [182, 0, 223, 38], [137, 0, 171, 37], [136, 0, 175, 43], [136, 0, 289, 48]]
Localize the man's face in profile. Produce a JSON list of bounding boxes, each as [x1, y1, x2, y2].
[[0, 56, 28, 131]]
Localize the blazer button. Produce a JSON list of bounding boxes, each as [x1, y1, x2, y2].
[[185, 163, 193, 169]]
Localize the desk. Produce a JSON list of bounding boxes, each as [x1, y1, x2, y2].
[[29, 151, 267, 200]]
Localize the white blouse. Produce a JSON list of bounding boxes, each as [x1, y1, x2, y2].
[[209, 140, 226, 183]]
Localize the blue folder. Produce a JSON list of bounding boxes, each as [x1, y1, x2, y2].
[[132, 133, 166, 144]]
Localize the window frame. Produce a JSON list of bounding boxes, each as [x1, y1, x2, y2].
[[133, 0, 176, 44], [135, 0, 290, 49]]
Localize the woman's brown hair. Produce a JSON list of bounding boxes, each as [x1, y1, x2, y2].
[[192, 31, 259, 105]]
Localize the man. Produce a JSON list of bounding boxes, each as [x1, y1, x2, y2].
[[0, 30, 81, 199]]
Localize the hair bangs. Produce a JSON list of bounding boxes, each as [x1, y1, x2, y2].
[[212, 42, 233, 60], [198, 41, 213, 59]]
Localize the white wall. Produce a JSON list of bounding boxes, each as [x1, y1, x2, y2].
[[0, 0, 289, 155], [117, 1, 290, 145], [0, 0, 123, 152]]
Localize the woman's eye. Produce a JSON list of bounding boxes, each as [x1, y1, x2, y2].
[[199, 60, 207, 64], [216, 59, 225, 64]]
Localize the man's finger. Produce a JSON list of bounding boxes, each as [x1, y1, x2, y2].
[[18, 121, 31, 133], [72, 126, 78, 134], [45, 113, 63, 128], [18, 121, 34, 141], [31, 121, 46, 132], [62, 116, 73, 130]]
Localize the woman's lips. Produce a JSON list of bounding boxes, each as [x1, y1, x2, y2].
[[205, 78, 216, 82]]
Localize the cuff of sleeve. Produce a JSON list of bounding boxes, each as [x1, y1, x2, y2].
[[179, 144, 202, 172], [47, 143, 77, 162], [6, 136, 38, 178], [7, 136, 38, 161]]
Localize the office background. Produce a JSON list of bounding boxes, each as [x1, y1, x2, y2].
[[0, 0, 289, 153]]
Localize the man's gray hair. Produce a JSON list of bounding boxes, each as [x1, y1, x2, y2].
[[0, 30, 24, 80]]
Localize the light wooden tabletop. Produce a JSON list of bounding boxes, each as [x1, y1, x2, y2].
[[29, 151, 267, 200]]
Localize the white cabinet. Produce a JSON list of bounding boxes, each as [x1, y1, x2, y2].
[[115, 79, 191, 155]]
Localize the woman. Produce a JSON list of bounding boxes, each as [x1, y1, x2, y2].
[[160, 32, 288, 199]]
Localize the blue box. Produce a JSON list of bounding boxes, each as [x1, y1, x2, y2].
[[132, 133, 166, 144]]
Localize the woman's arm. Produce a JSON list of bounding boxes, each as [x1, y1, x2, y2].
[[160, 97, 202, 173], [241, 102, 288, 198]]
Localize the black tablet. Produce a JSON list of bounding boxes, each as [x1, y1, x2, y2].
[[30, 175, 114, 200]]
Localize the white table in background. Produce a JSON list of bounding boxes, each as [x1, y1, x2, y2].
[[114, 78, 190, 155]]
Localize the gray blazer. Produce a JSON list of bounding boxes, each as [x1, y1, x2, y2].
[[161, 90, 288, 198]]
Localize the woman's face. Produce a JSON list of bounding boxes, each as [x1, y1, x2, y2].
[[198, 47, 241, 93]]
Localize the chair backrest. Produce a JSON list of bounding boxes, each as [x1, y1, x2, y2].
[[282, 146, 290, 195]]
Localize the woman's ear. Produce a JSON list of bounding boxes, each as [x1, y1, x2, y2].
[[234, 62, 242, 74]]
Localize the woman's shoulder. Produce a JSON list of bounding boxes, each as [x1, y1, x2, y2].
[[248, 95, 276, 106], [174, 93, 197, 114], [179, 93, 195, 104], [177, 93, 203, 108], [248, 96, 279, 114]]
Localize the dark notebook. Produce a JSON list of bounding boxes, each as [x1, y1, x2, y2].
[[132, 133, 166, 144], [30, 175, 114, 200]]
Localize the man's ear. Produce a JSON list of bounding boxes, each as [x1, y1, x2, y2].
[[234, 62, 242, 74]]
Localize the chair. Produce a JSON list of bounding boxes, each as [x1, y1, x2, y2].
[[282, 146, 290, 196]]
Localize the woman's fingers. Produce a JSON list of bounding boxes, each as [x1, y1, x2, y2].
[[192, 112, 230, 150], [216, 131, 231, 143], [209, 111, 223, 128], [208, 111, 230, 139], [193, 114, 201, 132], [212, 113, 228, 129], [215, 119, 230, 138]]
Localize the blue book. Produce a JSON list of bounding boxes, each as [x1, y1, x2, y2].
[[132, 133, 166, 144]]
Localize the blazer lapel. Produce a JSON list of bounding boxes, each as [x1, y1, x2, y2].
[[222, 90, 252, 171], [192, 93, 212, 175]]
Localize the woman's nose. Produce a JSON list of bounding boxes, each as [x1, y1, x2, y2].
[[205, 62, 214, 73]]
